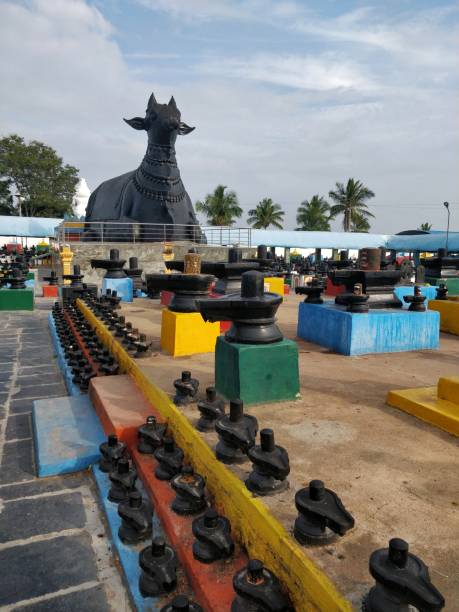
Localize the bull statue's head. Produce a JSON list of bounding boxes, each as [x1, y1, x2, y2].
[[124, 92, 194, 147]]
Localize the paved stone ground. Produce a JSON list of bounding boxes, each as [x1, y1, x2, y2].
[[0, 304, 131, 611]]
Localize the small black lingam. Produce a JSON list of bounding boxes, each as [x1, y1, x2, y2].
[[294, 479, 354, 545], [108, 457, 138, 502], [138, 416, 167, 454], [232, 560, 292, 612], [215, 399, 258, 464], [91, 248, 127, 279], [199, 271, 283, 344], [154, 438, 184, 480], [295, 277, 325, 304], [192, 508, 234, 564], [363, 538, 445, 612], [196, 387, 225, 432], [436, 282, 448, 300], [403, 285, 426, 312], [99, 434, 126, 473], [63, 264, 85, 288], [118, 490, 153, 544], [125, 257, 143, 291], [139, 537, 178, 597], [170, 465, 207, 515], [341, 283, 370, 313], [145, 273, 214, 313], [246, 429, 290, 496], [160, 595, 203, 612], [43, 270, 59, 286], [173, 371, 199, 406]]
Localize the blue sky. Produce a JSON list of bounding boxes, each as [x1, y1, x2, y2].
[[0, 0, 458, 232]]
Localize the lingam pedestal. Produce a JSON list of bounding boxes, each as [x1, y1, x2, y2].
[[199, 271, 299, 405], [146, 273, 219, 357], [0, 269, 34, 311]]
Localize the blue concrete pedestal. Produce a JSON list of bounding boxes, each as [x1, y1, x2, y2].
[[297, 302, 440, 355], [102, 276, 133, 302]]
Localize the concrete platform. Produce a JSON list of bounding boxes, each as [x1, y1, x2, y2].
[[32, 395, 105, 477], [78, 295, 459, 609], [89, 375, 153, 447], [297, 302, 440, 355], [429, 299, 459, 335]]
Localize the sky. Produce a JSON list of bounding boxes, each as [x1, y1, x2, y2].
[[0, 0, 458, 233]]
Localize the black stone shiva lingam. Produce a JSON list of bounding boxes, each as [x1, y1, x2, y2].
[[435, 282, 448, 300], [160, 596, 203, 612], [215, 399, 258, 464], [192, 508, 234, 563], [124, 256, 143, 291], [362, 538, 445, 612], [117, 490, 152, 544], [340, 283, 370, 313], [166, 246, 264, 295], [196, 387, 225, 432], [246, 429, 290, 496], [199, 270, 283, 344], [145, 273, 214, 313], [170, 465, 207, 515], [231, 560, 292, 612], [295, 277, 325, 304], [43, 270, 59, 286], [294, 479, 354, 545], [403, 285, 426, 312], [139, 537, 178, 597], [63, 263, 85, 288], [331, 266, 403, 309], [137, 416, 166, 454], [91, 248, 127, 279]]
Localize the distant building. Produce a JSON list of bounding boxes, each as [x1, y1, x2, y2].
[[72, 178, 91, 219]]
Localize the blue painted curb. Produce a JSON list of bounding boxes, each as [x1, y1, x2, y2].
[[48, 313, 82, 397], [33, 395, 105, 477], [93, 467, 164, 611], [297, 302, 440, 355]]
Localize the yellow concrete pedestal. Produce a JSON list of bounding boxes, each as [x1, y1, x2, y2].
[[387, 376, 459, 437], [264, 277, 284, 296], [428, 299, 459, 335], [160, 309, 220, 357]]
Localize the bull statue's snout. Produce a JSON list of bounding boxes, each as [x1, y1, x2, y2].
[[167, 117, 180, 131]]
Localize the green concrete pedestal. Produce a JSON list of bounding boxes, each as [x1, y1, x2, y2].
[[215, 336, 300, 405], [426, 277, 459, 295], [0, 288, 34, 311]]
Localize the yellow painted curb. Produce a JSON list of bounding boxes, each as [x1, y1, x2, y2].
[[428, 299, 459, 335], [77, 299, 352, 612], [386, 387, 459, 437]]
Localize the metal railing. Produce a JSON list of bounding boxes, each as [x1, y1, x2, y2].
[[55, 221, 251, 248]]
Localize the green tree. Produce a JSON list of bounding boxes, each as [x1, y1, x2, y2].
[[351, 212, 371, 232], [296, 195, 331, 231], [0, 134, 79, 218], [247, 197, 284, 229], [328, 178, 375, 232], [0, 179, 15, 215], [195, 184, 242, 226], [419, 222, 432, 231]]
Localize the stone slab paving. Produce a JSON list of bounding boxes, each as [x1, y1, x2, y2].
[[0, 307, 131, 611]]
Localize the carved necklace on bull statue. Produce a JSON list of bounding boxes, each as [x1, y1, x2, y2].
[[84, 92, 204, 242]]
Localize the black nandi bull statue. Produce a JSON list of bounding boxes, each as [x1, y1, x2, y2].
[[84, 93, 204, 242]]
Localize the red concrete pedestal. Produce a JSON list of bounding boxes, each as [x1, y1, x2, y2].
[[325, 278, 344, 297], [43, 285, 59, 298]]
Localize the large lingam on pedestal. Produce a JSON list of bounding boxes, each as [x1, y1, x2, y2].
[[166, 246, 274, 295], [91, 249, 133, 302], [146, 272, 214, 313], [330, 248, 403, 309], [199, 271, 300, 405]]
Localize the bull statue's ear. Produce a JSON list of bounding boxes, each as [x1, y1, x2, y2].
[[178, 122, 195, 135], [168, 96, 178, 111], [123, 117, 146, 130]]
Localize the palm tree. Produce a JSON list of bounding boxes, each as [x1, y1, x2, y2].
[[419, 222, 432, 231], [247, 198, 284, 229], [351, 212, 371, 233], [195, 185, 243, 226], [296, 195, 331, 231], [328, 178, 375, 232]]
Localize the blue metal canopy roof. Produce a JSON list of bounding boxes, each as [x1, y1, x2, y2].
[[0, 215, 62, 238]]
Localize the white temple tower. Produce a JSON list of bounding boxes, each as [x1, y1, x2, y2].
[[73, 178, 91, 219]]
